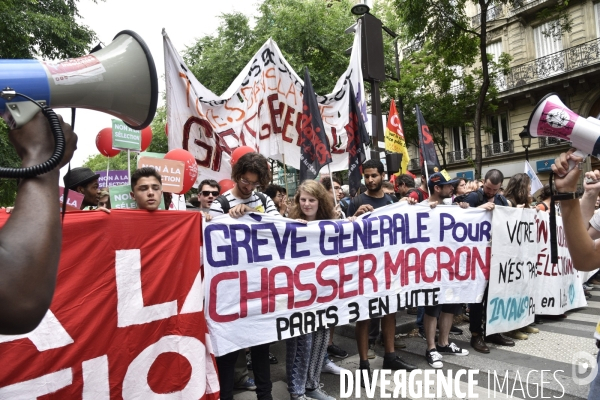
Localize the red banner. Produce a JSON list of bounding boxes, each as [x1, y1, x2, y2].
[[0, 210, 219, 399]]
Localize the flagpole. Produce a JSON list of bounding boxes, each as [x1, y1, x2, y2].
[[106, 158, 110, 190], [127, 149, 131, 185], [281, 154, 290, 196], [424, 160, 431, 197], [327, 164, 338, 208]]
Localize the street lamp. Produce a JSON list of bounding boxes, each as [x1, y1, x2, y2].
[[520, 126, 531, 162]]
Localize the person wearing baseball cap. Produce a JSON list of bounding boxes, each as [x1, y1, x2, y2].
[[63, 167, 101, 210], [412, 170, 471, 368]]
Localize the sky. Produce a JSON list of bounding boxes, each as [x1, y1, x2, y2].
[[57, 0, 260, 180]]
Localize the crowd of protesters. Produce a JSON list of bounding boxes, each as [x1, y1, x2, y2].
[[4, 148, 599, 400]]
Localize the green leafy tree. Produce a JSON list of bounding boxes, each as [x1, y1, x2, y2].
[[393, 0, 568, 178], [184, 0, 356, 96], [0, 0, 98, 206], [393, 0, 499, 178]]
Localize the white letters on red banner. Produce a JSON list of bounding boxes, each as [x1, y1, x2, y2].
[[0, 211, 219, 399]]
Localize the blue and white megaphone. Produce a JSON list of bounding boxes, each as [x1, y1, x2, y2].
[[0, 30, 158, 130]]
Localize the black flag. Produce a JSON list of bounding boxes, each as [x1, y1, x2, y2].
[[299, 67, 332, 182], [346, 82, 370, 197], [416, 105, 440, 176]]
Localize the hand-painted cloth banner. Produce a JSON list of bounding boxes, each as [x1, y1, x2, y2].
[[487, 207, 587, 335], [203, 203, 491, 356], [0, 211, 219, 399], [163, 24, 367, 185]]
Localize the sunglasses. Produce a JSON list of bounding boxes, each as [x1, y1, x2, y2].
[[202, 191, 219, 197]]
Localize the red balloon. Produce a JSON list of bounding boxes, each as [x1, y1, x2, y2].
[[164, 149, 198, 194], [165, 123, 169, 137], [230, 146, 255, 166], [96, 128, 120, 157], [141, 126, 153, 152], [219, 179, 235, 194]]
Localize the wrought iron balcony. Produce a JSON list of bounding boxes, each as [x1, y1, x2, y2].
[[485, 140, 514, 157], [471, 4, 505, 28], [538, 136, 568, 148], [504, 38, 600, 90], [409, 158, 420, 171], [447, 148, 472, 163], [509, 0, 553, 17]]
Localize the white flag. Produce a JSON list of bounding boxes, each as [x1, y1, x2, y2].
[[525, 161, 543, 195]]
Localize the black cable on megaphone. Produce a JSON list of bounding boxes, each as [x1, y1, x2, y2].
[[0, 90, 65, 179]]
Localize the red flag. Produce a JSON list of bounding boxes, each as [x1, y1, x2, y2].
[[416, 105, 440, 176]]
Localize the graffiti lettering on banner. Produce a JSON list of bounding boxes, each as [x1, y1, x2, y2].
[[0, 211, 219, 399], [203, 202, 492, 356], [487, 207, 587, 335], [163, 27, 367, 183]]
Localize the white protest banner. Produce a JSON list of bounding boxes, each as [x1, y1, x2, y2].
[[487, 207, 539, 335], [163, 25, 368, 185], [203, 202, 491, 356], [534, 212, 587, 314], [487, 207, 587, 335]]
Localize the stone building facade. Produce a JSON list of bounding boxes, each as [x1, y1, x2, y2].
[[406, 0, 600, 186]]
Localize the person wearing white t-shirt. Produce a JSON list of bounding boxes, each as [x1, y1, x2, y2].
[[208, 152, 277, 400]]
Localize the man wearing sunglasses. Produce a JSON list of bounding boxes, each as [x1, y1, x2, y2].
[[198, 179, 221, 213]]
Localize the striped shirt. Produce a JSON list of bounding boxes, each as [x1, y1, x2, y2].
[[208, 189, 280, 217]]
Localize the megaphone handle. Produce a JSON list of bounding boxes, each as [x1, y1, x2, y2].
[[564, 149, 587, 176], [0, 106, 65, 178]]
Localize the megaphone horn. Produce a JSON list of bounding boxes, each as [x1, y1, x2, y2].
[[527, 92, 600, 158], [0, 30, 158, 130]]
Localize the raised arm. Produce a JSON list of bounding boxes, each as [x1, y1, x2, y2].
[[0, 112, 77, 334], [551, 149, 599, 271]]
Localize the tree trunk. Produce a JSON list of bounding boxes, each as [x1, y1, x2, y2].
[[474, 0, 491, 179]]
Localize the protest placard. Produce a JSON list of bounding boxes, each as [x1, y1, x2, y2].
[[0, 211, 219, 399], [203, 202, 492, 356], [58, 187, 85, 211], [95, 170, 129, 188], [487, 207, 587, 335], [112, 119, 141, 151], [137, 156, 185, 194]]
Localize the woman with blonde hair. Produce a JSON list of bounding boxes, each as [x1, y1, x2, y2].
[[286, 180, 335, 400]]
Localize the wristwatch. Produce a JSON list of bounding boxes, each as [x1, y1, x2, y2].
[[552, 192, 581, 201]]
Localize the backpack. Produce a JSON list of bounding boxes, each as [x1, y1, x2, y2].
[[339, 198, 349, 215], [215, 192, 269, 213], [406, 188, 425, 203]]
